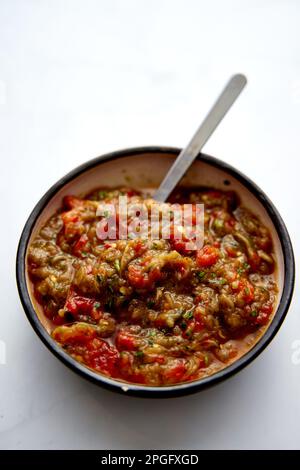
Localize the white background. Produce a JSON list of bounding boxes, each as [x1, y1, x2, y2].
[[0, 0, 299, 450]]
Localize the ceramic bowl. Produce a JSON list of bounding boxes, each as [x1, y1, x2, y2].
[[16, 147, 295, 397]]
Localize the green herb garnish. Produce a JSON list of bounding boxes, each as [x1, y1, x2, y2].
[[114, 259, 120, 273], [152, 240, 160, 249], [135, 350, 144, 358], [98, 190, 108, 200], [237, 262, 251, 275], [196, 271, 206, 280], [183, 311, 193, 320]]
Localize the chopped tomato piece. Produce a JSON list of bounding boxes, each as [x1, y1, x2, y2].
[[127, 264, 161, 290], [72, 233, 89, 257], [169, 224, 191, 254], [125, 189, 139, 197], [117, 351, 146, 384], [231, 279, 254, 303], [115, 330, 138, 351], [196, 245, 219, 267], [170, 237, 190, 254], [61, 211, 79, 225], [150, 355, 165, 364], [225, 244, 238, 257], [133, 239, 147, 256], [163, 359, 187, 384], [86, 339, 119, 375], [64, 289, 102, 320], [255, 304, 273, 325], [63, 195, 84, 210], [53, 324, 119, 376], [225, 218, 236, 232], [65, 290, 94, 315], [248, 251, 260, 271]]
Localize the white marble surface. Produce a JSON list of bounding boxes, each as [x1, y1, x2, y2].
[[0, 0, 299, 450]]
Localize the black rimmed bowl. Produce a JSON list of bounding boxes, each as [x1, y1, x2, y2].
[[16, 147, 295, 398]]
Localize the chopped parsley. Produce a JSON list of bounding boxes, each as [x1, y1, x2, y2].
[[135, 350, 144, 358], [237, 263, 251, 275], [148, 330, 156, 337], [196, 271, 206, 280], [98, 190, 108, 200], [152, 240, 160, 249], [183, 311, 193, 320], [209, 277, 226, 286], [114, 259, 121, 273]]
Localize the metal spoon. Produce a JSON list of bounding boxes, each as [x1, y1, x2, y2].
[[153, 74, 247, 202]]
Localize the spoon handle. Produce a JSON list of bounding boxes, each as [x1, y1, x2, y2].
[[153, 74, 247, 202]]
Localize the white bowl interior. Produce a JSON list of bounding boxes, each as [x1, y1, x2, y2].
[[25, 151, 284, 334]]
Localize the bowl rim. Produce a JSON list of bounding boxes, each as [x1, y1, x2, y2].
[[16, 146, 295, 398]]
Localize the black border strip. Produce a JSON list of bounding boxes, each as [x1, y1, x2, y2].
[[0, 449, 299, 464], [16, 146, 295, 398]]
